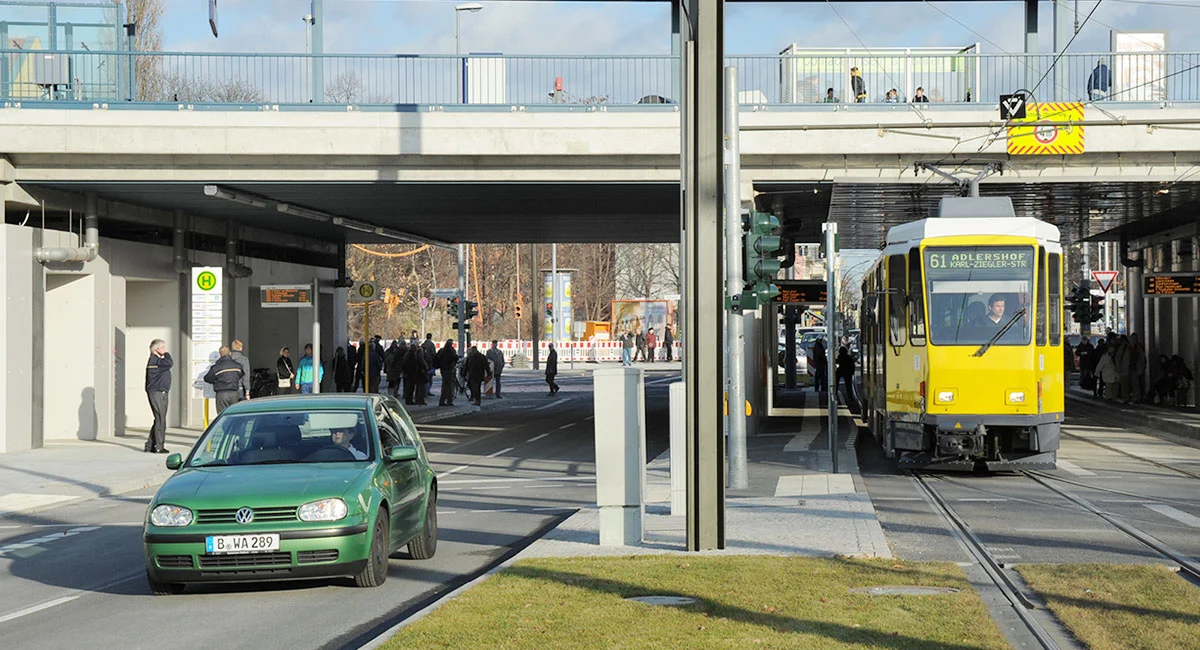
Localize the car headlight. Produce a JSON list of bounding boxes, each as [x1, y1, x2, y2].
[[149, 504, 193, 527], [298, 498, 348, 522], [1008, 391, 1026, 403], [937, 391, 955, 403]]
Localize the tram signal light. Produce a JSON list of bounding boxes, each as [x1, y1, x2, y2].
[[446, 297, 459, 317], [1089, 293, 1106, 323], [1065, 286, 1086, 323], [741, 210, 783, 309], [464, 300, 479, 320], [515, 302, 523, 319]]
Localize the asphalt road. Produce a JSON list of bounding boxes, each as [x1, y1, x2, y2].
[[0, 368, 676, 650], [858, 401, 1200, 567]]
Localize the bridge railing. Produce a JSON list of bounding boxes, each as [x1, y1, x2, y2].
[[2, 49, 1197, 107]]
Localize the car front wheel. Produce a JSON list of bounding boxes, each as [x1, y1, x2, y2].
[[408, 491, 438, 560], [355, 510, 389, 588]]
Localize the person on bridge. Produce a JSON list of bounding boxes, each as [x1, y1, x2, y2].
[[486, 341, 506, 399], [645, 327, 658, 363], [545, 344, 560, 396], [663, 325, 674, 362], [230, 339, 251, 401], [435, 339, 459, 406], [912, 86, 929, 103], [297, 343, 324, 394], [823, 88, 839, 103], [1088, 58, 1112, 100], [144, 338, 172, 454], [276, 347, 296, 395], [466, 346, 490, 406], [333, 346, 353, 393], [204, 346, 245, 413], [850, 67, 866, 103]]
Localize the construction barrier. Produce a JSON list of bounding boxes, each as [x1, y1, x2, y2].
[[354, 339, 680, 363]]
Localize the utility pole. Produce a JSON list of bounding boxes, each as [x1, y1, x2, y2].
[[824, 222, 839, 474], [530, 243, 539, 370], [457, 244, 466, 353], [724, 65, 748, 490]]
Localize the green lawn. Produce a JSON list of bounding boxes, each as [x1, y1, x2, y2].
[[1016, 563, 1200, 650], [385, 555, 1011, 649]]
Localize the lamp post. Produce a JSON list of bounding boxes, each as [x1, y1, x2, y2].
[[302, 13, 314, 103], [454, 3, 483, 104]]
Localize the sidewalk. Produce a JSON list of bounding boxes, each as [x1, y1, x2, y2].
[[517, 389, 891, 559], [1066, 383, 1200, 445], [0, 397, 483, 520]]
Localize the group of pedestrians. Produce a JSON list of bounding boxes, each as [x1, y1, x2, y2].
[[618, 325, 673, 366], [1075, 331, 1193, 406]]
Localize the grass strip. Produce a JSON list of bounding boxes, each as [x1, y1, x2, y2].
[[1015, 563, 1200, 650], [384, 555, 1010, 649]]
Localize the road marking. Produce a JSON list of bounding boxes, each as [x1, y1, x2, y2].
[[556, 423, 577, 430], [645, 376, 680, 386], [436, 465, 471, 479], [872, 497, 924, 501], [439, 476, 594, 485], [0, 493, 78, 517], [439, 511, 456, 515], [486, 447, 514, 458], [584, 415, 594, 421], [1057, 459, 1098, 476], [0, 525, 21, 529], [533, 398, 570, 411], [470, 485, 513, 490], [0, 596, 81, 625], [528, 433, 550, 443], [1144, 504, 1200, 528], [420, 424, 505, 432], [956, 498, 1008, 502], [1013, 528, 1119, 533], [471, 508, 519, 513], [1101, 499, 1155, 504], [0, 527, 100, 556], [532, 506, 574, 512]]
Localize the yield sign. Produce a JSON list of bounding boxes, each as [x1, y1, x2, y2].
[[1092, 270, 1119, 293]]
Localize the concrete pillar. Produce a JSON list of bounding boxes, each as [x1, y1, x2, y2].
[[671, 2, 682, 104], [593, 367, 645, 545], [669, 380, 685, 516], [1024, 0, 1039, 90], [1126, 251, 1143, 338], [0, 224, 39, 453], [1052, 0, 1073, 101]]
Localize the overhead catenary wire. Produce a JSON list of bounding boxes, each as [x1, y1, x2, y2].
[[824, 0, 907, 103], [350, 243, 430, 258]]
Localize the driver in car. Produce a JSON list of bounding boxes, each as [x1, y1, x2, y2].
[[330, 428, 367, 460]]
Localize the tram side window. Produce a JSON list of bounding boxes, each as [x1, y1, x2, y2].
[[1049, 253, 1062, 345], [888, 255, 906, 347], [1036, 248, 1047, 346], [908, 249, 926, 345]]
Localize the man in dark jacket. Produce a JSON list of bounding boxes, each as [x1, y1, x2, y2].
[[385, 340, 403, 398], [230, 339, 251, 400], [435, 339, 459, 406], [204, 346, 245, 414], [545, 344, 559, 396], [402, 344, 428, 405], [486, 341, 506, 398], [422, 334, 438, 397], [366, 337, 384, 393], [635, 330, 647, 362], [466, 346, 490, 406], [663, 325, 674, 362], [144, 339, 173, 454]]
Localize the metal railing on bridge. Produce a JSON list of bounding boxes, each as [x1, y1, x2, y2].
[[2, 49, 1197, 108]]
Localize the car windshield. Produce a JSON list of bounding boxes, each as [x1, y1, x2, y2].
[[187, 409, 374, 467], [924, 245, 1034, 346]]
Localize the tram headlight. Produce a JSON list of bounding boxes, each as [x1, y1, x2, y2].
[[1008, 391, 1026, 404], [936, 391, 955, 403]]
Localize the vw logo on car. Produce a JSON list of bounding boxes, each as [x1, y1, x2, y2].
[[235, 507, 254, 524]]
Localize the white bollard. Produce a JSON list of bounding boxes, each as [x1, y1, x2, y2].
[[593, 367, 645, 545], [669, 381, 686, 516]]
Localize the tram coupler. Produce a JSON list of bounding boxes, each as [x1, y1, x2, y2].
[[936, 424, 986, 458]]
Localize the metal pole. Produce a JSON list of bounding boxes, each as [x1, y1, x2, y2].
[[824, 223, 839, 473], [312, 277, 321, 393], [531, 243, 539, 369], [683, 0, 726, 551], [312, 0, 323, 103], [363, 303, 370, 392], [552, 243, 559, 353], [724, 65, 747, 490], [455, 10, 462, 104], [457, 244, 467, 354], [515, 244, 522, 342]]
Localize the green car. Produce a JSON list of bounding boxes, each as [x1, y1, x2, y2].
[[143, 394, 437, 595]]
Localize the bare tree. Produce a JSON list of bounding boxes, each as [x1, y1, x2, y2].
[[210, 79, 265, 103], [615, 243, 679, 299], [104, 0, 165, 101], [326, 72, 365, 103]]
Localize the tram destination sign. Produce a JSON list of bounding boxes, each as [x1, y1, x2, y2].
[[771, 280, 827, 304], [260, 284, 313, 308], [1145, 273, 1200, 296]]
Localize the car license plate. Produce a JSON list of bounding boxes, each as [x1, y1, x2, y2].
[[205, 533, 280, 554]]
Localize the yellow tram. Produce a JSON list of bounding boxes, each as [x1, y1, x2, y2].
[[859, 197, 1064, 470]]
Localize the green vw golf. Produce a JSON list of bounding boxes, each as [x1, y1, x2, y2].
[[143, 394, 437, 595]]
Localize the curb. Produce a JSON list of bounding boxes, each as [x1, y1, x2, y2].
[[1066, 390, 1200, 445]]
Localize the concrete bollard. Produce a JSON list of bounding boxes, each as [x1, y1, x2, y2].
[[669, 381, 685, 516], [593, 367, 645, 546]]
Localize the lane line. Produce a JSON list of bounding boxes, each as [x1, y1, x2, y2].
[[533, 398, 570, 411], [645, 376, 680, 386], [0, 596, 81, 625], [556, 423, 577, 430], [1144, 504, 1200, 528], [532, 507, 574, 512], [1057, 459, 1098, 477], [471, 508, 519, 513], [438, 476, 594, 485], [584, 416, 594, 421], [872, 497, 924, 501], [956, 498, 1008, 502], [528, 433, 550, 443], [436, 465, 471, 479], [486, 447, 514, 458]]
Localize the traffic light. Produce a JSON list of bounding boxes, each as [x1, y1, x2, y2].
[[464, 300, 479, 320], [446, 297, 459, 317], [1065, 286, 1088, 323], [741, 210, 783, 309], [515, 301, 523, 319], [545, 301, 553, 318], [1089, 292, 1105, 323]]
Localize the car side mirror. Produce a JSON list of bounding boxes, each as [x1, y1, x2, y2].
[[388, 446, 418, 462], [165, 453, 183, 470]]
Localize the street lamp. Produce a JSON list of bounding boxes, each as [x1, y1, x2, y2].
[[454, 3, 483, 104], [302, 13, 314, 102]]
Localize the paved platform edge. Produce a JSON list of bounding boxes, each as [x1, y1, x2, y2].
[[1066, 388, 1200, 446]]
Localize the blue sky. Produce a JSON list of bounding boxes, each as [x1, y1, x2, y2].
[[148, 1, 1200, 56]]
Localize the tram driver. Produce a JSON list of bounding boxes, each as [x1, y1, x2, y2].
[[983, 294, 1007, 326]]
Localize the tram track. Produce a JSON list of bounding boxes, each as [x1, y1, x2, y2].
[[910, 471, 1064, 650]]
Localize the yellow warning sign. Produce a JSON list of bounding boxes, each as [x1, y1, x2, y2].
[[1007, 102, 1084, 155]]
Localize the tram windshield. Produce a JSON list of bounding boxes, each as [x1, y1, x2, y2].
[[924, 246, 1034, 346]]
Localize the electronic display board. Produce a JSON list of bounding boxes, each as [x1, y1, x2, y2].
[[260, 284, 313, 307], [771, 280, 827, 304], [1145, 274, 1200, 296]]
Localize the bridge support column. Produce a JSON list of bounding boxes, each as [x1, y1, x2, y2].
[[1053, 0, 1073, 102], [1024, 0, 1039, 91]]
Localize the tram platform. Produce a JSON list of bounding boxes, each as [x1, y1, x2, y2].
[[1066, 384, 1200, 446]]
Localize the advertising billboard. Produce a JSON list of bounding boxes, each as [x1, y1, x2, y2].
[[611, 300, 672, 339], [1112, 31, 1167, 101]]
